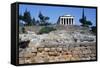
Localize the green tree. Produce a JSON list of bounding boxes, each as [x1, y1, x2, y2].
[[23, 9, 32, 26], [32, 17, 36, 25], [38, 11, 50, 25], [87, 21, 92, 26], [79, 17, 92, 27], [79, 8, 92, 27]]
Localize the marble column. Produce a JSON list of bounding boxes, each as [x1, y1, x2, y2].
[[65, 18, 67, 25], [67, 18, 68, 25], [69, 18, 71, 25], [61, 18, 63, 25], [62, 18, 64, 25], [64, 18, 65, 25], [63, 18, 64, 25], [71, 18, 72, 25], [68, 18, 69, 25], [72, 18, 73, 25]]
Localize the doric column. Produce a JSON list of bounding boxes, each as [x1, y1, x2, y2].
[[63, 18, 65, 25], [62, 18, 63, 25], [69, 18, 70, 25], [68, 18, 69, 25], [70, 18, 72, 25], [70, 18, 71, 25], [64, 18, 65, 25], [65, 18, 67, 25], [61, 18, 63, 25], [67, 18, 68, 25], [63, 18, 64, 25], [72, 18, 73, 25]]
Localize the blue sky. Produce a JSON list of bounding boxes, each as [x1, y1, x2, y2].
[[19, 4, 96, 26]]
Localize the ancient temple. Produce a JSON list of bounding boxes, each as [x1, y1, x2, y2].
[[57, 15, 75, 25]]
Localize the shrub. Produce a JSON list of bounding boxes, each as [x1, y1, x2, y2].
[[91, 26, 96, 35], [22, 27, 26, 33], [38, 26, 56, 34]]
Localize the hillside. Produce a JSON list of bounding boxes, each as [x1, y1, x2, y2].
[[19, 25, 96, 64]]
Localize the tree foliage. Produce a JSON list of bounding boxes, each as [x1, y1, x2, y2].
[[19, 10, 51, 26], [19, 9, 35, 26], [32, 17, 36, 25], [79, 16, 92, 27], [23, 10, 32, 25], [79, 9, 92, 27], [38, 12, 50, 25], [91, 26, 96, 34]]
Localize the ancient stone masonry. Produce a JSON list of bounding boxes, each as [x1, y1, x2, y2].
[[19, 30, 96, 64], [57, 15, 75, 25], [19, 42, 96, 64]]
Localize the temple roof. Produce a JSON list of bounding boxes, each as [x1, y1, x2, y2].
[[64, 14, 71, 16], [61, 14, 74, 17]]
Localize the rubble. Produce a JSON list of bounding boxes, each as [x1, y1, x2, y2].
[[19, 29, 96, 64]]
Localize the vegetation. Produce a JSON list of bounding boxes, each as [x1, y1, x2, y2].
[[31, 17, 36, 25], [23, 10, 32, 25], [79, 8, 97, 35], [79, 8, 92, 27], [19, 10, 51, 26], [22, 27, 26, 33], [38, 26, 56, 34], [19, 9, 33, 26], [38, 12, 50, 26], [91, 26, 96, 34], [79, 16, 92, 27]]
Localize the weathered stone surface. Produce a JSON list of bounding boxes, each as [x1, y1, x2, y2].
[[50, 48, 56, 52], [19, 50, 25, 58], [37, 47, 44, 52], [25, 58, 32, 63], [71, 57, 80, 61], [19, 58, 25, 64], [44, 48, 50, 52], [19, 27, 96, 64], [48, 51, 59, 56], [62, 47, 68, 51], [57, 47, 62, 52]]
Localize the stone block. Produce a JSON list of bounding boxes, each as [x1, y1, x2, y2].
[[37, 47, 44, 52], [48, 51, 59, 56], [71, 57, 80, 61], [44, 48, 50, 52], [57, 47, 62, 52], [62, 47, 68, 51], [31, 47, 37, 52], [50, 47, 56, 52]]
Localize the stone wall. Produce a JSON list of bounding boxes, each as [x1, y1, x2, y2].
[[19, 28, 96, 64], [19, 42, 96, 64]]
